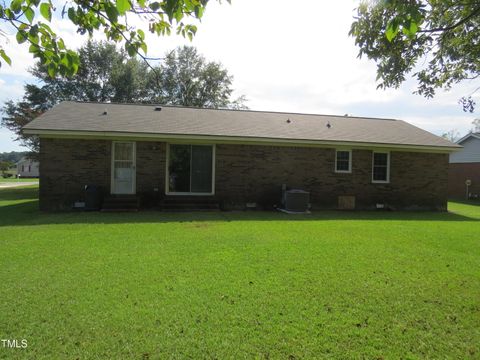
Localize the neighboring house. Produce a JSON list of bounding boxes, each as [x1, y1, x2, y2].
[[23, 101, 460, 211], [449, 132, 480, 199], [16, 157, 39, 178]]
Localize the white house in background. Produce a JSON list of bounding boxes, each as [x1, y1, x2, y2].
[[16, 157, 39, 178], [449, 132, 480, 198]]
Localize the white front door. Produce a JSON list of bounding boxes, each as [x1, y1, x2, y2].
[[111, 141, 136, 194]]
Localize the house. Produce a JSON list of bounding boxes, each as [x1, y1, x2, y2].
[[449, 132, 480, 199], [22, 101, 460, 211], [16, 157, 39, 178]]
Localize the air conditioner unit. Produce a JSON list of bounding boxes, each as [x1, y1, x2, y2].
[[284, 189, 310, 212]]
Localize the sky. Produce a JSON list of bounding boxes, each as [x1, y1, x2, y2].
[[0, 0, 478, 152]]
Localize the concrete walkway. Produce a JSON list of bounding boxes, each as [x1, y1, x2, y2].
[[0, 182, 38, 188]]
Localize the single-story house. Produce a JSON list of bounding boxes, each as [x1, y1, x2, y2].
[[449, 132, 480, 199], [23, 101, 460, 211], [16, 157, 39, 178]]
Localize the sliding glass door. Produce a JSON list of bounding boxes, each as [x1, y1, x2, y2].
[[168, 144, 214, 194]]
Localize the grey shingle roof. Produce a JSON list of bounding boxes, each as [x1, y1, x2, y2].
[[23, 101, 460, 150]]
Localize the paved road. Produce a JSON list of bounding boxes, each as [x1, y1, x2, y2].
[[0, 182, 38, 188]]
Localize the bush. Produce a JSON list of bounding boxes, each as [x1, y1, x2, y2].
[[2, 173, 13, 178]]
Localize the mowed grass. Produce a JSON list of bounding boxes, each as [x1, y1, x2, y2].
[[0, 186, 479, 359], [0, 178, 38, 183]]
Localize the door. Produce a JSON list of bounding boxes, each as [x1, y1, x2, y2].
[[111, 141, 136, 194], [167, 144, 214, 195]]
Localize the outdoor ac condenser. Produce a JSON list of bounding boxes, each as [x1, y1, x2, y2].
[[284, 189, 310, 212]]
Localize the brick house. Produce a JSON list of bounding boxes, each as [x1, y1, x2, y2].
[[23, 101, 459, 211], [449, 132, 480, 199]]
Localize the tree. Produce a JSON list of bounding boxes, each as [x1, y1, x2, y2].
[[31, 40, 151, 103], [350, 1, 480, 112], [472, 118, 480, 133], [2, 42, 246, 155], [0, 0, 220, 76], [0, 151, 27, 163], [2, 40, 151, 155], [441, 129, 460, 142], [0, 160, 14, 177], [2, 85, 50, 155], [149, 46, 247, 108]]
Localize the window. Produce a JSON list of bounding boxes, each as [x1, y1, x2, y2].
[[335, 150, 352, 173], [167, 144, 215, 194], [372, 152, 390, 183]]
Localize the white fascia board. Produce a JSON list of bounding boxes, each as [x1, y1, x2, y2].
[[23, 128, 461, 153]]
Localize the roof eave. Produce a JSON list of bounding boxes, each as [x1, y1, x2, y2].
[[457, 132, 480, 144], [23, 128, 461, 153]]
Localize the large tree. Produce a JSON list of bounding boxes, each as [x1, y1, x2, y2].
[[2, 40, 150, 155], [2, 41, 246, 155], [350, 0, 480, 112], [149, 46, 247, 108], [0, 0, 219, 76], [31, 41, 151, 103]]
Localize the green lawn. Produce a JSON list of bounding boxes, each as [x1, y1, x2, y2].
[[0, 178, 38, 183], [1, 186, 479, 359]]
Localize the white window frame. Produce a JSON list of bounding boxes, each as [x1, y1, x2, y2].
[[335, 149, 352, 173], [372, 151, 390, 184], [111, 141, 137, 195], [165, 143, 216, 196]]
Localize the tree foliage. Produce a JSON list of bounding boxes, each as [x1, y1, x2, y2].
[[2, 84, 50, 155], [0, 0, 223, 76], [0, 151, 27, 163], [441, 129, 460, 142], [350, 0, 480, 111], [472, 118, 480, 133], [2, 41, 246, 154], [0, 160, 14, 174], [150, 46, 247, 108], [31, 41, 151, 103]]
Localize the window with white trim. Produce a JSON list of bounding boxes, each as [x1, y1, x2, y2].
[[372, 152, 390, 183], [335, 150, 352, 173]]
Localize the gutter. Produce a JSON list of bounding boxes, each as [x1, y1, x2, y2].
[[22, 128, 462, 153]]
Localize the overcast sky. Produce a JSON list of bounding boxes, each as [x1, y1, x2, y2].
[[0, 0, 478, 152]]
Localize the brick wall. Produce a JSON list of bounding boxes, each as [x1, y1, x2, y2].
[[448, 163, 480, 199], [39, 138, 166, 210], [215, 144, 448, 210], [39, 138, 449, 211], [40, 138, 111, 210]]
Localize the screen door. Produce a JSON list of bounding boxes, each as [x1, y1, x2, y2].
[[112, 141, 136, 194]]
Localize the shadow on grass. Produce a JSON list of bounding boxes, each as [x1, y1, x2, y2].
[[0, 199, 478, 227], [0, 186, 38, 201]]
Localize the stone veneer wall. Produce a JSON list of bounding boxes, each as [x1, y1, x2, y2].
[[39, 138, 449, 211]]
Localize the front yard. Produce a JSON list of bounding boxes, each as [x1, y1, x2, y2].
[[0, 186, 479, 359]]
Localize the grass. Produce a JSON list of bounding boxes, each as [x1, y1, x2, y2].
[[0, 177, 38, 183], [0, 186, 479, 359]]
